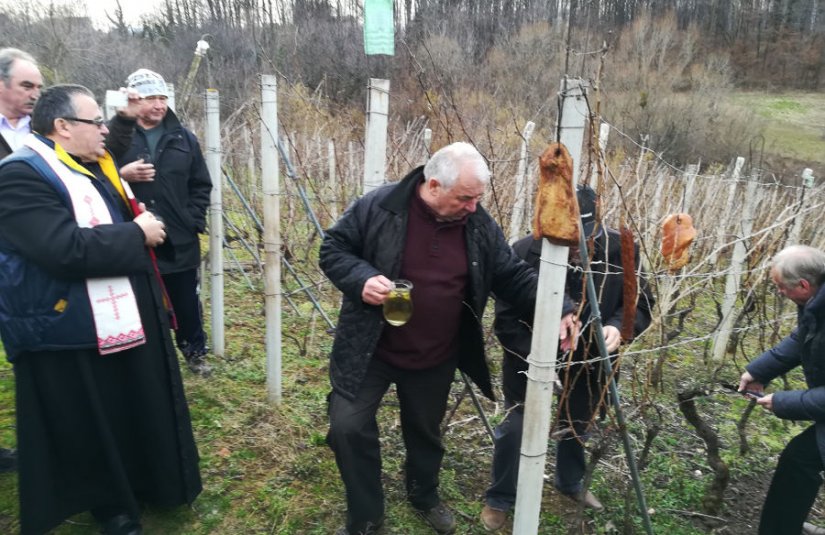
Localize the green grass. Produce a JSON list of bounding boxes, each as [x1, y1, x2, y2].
[[729, 92, 825, 165], [762, 98, 806, 115], [0, 266, 821, 534], [0, 354, 15, 535]]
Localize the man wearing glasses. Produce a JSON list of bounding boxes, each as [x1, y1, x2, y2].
[[108, 68, 213, 377], [0, 84, 202, 535], [739, 245, 825, 534], [0, 50, 144, 476]]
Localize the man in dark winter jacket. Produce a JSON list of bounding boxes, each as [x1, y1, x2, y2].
[[109, 68, 212, 376], [0, 83, 201, 535], [319, 142, 578, 535], [738, 244, 825, 535], [0, 50, 143, 474], [481, 186, 654, 531], [0, 46, 42, 474]]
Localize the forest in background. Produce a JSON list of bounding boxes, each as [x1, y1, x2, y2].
[[1, 0, 825, 170]]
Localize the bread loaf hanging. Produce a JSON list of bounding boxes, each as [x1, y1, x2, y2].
[[661, 213, 696, 272], [533, 143, 580, 246]]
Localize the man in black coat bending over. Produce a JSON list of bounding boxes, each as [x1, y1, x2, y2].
[[739, 245, 825, 534], [481, 185, 654, 531], [320, 142, 578, 535]]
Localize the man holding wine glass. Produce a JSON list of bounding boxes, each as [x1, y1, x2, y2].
[[108, 68, 213, 377], [382, 280, 414, 326], [320, 142, 578, 535]]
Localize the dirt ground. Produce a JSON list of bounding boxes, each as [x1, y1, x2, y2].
[[704, 470, 825, 535], [466, 460, 825, 534]]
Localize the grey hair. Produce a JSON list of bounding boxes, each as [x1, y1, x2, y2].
[[0, 48, 36, 85], [771, 245, 825, 288], [423, 141, 490, 189], [32, 84, 95, 136]]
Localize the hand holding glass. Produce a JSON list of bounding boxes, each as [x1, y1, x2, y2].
[[383, 280, 413, 327], [136, 151, 153, 165]]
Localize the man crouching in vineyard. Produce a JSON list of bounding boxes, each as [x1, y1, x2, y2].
[[739, 244, 825, 534], [319, 141, 578, 534]]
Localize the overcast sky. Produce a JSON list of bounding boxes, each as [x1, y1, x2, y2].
[[42, 0, 160, 29]]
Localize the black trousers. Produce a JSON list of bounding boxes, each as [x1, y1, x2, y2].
[[326, 357, 457, 531], [162, 269, 207, 357], [484, 401, 591, 511], [759, 424, 823, 535], [486, 361, 605, 510]]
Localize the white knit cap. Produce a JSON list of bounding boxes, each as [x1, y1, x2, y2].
[[126, 68, 169, 98]]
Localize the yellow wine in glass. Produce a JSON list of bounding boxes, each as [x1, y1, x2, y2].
[[383, 280, 413, 326]]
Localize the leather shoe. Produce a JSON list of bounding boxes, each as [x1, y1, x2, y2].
[[334, 519, 386, 535], [99, 513, 142, 535], [415, 502, 456, 534], [564, 490, 604, 511], [480, 504, 506, 531], [581, 490, 604, 511], [0, 448, 16, 473]]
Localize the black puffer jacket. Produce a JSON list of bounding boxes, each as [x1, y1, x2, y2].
[[319, 166, 540, 401], [108, 111, 211, 273]]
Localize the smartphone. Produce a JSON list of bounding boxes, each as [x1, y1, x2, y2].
[[105, 90, 128, 108]]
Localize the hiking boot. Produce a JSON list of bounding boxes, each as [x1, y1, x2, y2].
[[415, 502, 456, 534], [186, 359, 212, 377], [480, 504, 506, 531], [333, 520, 386, 535], [182, 343, 212, 377], [186, 356, 212, 377]]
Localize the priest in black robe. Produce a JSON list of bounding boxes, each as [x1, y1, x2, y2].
[[0, 84, 201, 534]]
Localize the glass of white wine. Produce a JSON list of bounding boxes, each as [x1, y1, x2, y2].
[[383, 279, 414, 327]]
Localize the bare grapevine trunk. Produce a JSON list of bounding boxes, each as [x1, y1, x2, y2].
[[677, 389, 730, 515]]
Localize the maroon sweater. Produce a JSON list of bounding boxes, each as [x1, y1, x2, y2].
[[375, 185, 468, 369]]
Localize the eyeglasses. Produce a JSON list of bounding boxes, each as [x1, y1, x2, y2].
[[774, 279, 802, 294], [62, 116, 106, 127]]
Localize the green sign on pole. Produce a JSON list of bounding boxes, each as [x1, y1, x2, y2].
[[364, 0, 394, 56]]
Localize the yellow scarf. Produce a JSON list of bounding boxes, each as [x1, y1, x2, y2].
[[54, 143, 132, 215]]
